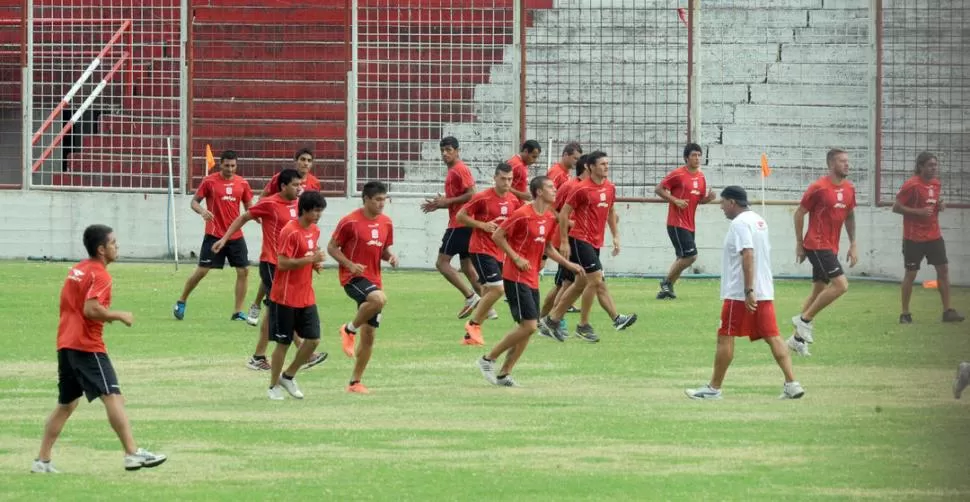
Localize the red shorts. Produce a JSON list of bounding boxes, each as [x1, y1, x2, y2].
[[718, 299, 780, 341]]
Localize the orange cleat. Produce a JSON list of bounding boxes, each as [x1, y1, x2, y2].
[[340, 324, 356, 358], [347, 382, 370, 394], [462, 321, 485, 346]]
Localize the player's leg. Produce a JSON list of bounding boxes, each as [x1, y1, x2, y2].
[[282, 307, 321, 377], [927, 239, 963, 322], [225, 238, 250, 320], [899, 240, 921, 323], [268, 303, 295, 392], [437, 230, 477, 305], [250, 281, 266, 316], [437, 252, 474, 297], [497, 321, 537, 379], [710, 335, 735, 389], [791, 251, 846, 345], [578, 270, 602, 325], [460, 256, 483, 297], [36, 351, 84, 469], [659, 227, 697, 299], [37, 400, 78, 462], [342, 284, 386, 362], [802, 275, 848, 321], [175, 235, 222, 319], [350, 325, 375, 389], [101, 394, 137, 455]]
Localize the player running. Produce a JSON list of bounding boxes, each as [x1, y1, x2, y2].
[[507, 140, 542, 202]]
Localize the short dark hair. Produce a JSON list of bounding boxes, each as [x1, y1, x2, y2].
[[575, 154, 589, 177], [494, 161, 512, 175], [521, 140, 542, 153], [915, 151, 937, 174], [586, 150, 608, 168], [83, 224, 113, 258], [529, 175, 550, 198], [683, 143, 702, 161], [562, 142, 583, 156], [220, 150, 238, 162], [826, 148, 847, 166], [362, 180, 388, 200], [297, 190, 327, 216], [277, 168, 301, 192], [440, 136, 459, 150], [293, 148, 313, 161]]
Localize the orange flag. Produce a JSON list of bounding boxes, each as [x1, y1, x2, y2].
[[205, 144, 216, 171], [760, 153, 772, 178]]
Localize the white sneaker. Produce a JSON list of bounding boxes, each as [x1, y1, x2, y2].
[[496, 375, 520, 387], [787, 335, 812, 357], [954, 362, 970, 399], [267, 385, 285, 400], [791, 315, 814, 343], [123, 448, 167, 471], [685, 384, 722, 400], [780, 381, 805, 399], [487, 309, 498, 320], [278, 377, 304, 399], [246, 304, 260, 326], [31, 459, 59, 473], [458, 294, 481, 319], [478, 356, 497, 384]]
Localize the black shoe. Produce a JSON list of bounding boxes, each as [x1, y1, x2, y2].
[[656, 280, 676, 300], [943, 309, 965, 323], [899, 313, 912, 324]]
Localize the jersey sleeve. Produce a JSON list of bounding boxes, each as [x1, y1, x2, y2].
[[85, 271, 112, 305], [894, 181, 915, 205], [277, 228, 302, 259], [386, 220, 394, 247], [247, 198, 271, 219], [729, 221, 755, 253], [659, 170, 680, 191], [799, 183, 819, 210], [513, 164, 528, 192], [331, 217, 354, 247], [264, 174, 280, 195], [195, 178, 210, 200], [459, 166, 475, 192], [463, 192, 486, 218], [565, 185, 585, 209], [240, 181, 254, 204], [499, 209, 525, 236]]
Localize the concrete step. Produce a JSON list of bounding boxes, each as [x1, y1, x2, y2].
[[715, 124, 868, 148], [732, 104, 868, 127], [750, 84, 867, 106]]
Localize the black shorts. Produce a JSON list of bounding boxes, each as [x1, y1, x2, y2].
[[555, 263, 574, 287], [805, 249, 844, 283], [504, 280, 540, 323], [568, 237, 602, 274], [439, 227, 472, 259], [259, 261, 276, 301], [199, 234, 249, 269], [57, 349, 120, 404], [270, 304, 321, 345], [667, 225, 698, 258], [343, 277, 382, 328], [903, 238, 947, 271], [470, 253, 503, 286]]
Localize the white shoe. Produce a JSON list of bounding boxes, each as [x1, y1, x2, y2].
[[496, 375, 521, 387], [31, 459, 59, 473], [791, 315, 814, 343], [685, 384, 722, 400], [787, 335, 812, 357], [780, 381, 805, 399], [487, 309, 498, 320], [246, 304, 260, 326], [478, 356, 497, 384], [123, 448, 167, 471], [954, 362, 970, 399], [278, 377, 304, 399], [458, 294, 481, 319], [267, 385, 285, 400]]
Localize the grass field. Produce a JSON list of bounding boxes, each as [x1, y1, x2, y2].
[[1, 261, 968, 501]]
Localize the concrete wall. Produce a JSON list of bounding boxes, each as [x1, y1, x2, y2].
[[1, 190, 966, 285]]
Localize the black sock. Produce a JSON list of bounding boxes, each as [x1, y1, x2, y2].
[[482, 356, 494, 363], [282, 373, 293, 380], [469, 320, 480, 326], [794, 336, 805, 343], [253, 355, 266, 361], [349, 380, 360, 386], [496, 374, 507, 380], [800, 316, 811, 324], [465, 293, 474, 299]]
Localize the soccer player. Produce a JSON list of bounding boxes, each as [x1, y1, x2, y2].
[[476, 176, 583, 386], [893, 151, 964, 324], [655, 143, 716, 299], [684, 186, 805, 400], [456, 161, 521, 345], [788, 148, 858, 356], [33, 225, 167, 473], [547, 142, 583, 189], [507, 140, 542, 202], [329, 181, 399, 394], [266, 191, 328, 400], [539, 151, 637, 343], [249, 148, 321, 324], [173, 150, 253, 321], [420, 137, 482, 318], [215, 168, 325, 372]]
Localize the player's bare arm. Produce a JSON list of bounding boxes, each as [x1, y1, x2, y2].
[[492, 227, 527, 271], [701, 189, 717, 204], [212, 212, 255, 252], [381, 247, 399, 267], [654, 184, 687, 209], [326, 238, 365, 275], [740, 248, 756, 312], [845, 210, 858, 267], [793, 205, 808, 263], [557, 203, 574, 257], [511, 187, 533, 202], [545, 242, 583, 277], [892, 199, 934, 218], [456, 207, 497, 233], [277, 248, 324, 271], [83, 298, 133, 326], [608, 205, 620, 256], [191, 195, 213, 221]]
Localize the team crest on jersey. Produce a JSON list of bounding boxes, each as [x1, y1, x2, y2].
[[756, 220, 767, 230], [929, 188, 935, 197], [834, 189, 847, 209], [67, 268, 84, 282], [500, 205, 508, 215], [289, 208, 297, 218], [596, 191, 609, 208], [366, 227, 383, 247], [226, 186, 233, 195], [306, 239, 314, 249]]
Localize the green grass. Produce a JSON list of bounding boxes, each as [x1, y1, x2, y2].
[[1, 261, 968, 501]]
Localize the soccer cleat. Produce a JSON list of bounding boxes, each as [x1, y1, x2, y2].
[[487, 309, 499, 320], [31, 459, 59, 473], [458, 294, 481, 319], [231, 312, 248, 322], [566, 305, 580, 313], [787, 335, 812, 357], [123, 448, 167, 471], [339, 324, 356, 358], [780, 381, 805, 400], [463, 321, 485, 346], [267, 385, 285, 400], [478, 356, 497, 384], [173, 301, 186, 320], [496, 375, 521, 387], [278, 377, 304, 399], [347, 382, 370, 394], [613, 313, 638, 331], [791, 315, 814, 343], [656, 280, 676, 300], [537, 316, 555, 339], [574, 324, 600, 343], [685, 384, 722, 400], [247, 356, 271, 371], [954, 362, 970, 399], [943, 309, 965, 323], [246, 304, 260, 326], [301, 352, 328, 370], [899, 313, 913, 324]]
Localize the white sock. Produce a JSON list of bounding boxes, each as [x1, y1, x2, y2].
[[347, 322, 358, 333]]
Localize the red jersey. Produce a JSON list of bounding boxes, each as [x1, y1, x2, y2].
[[507, 154, 530, 195], [551, 176, 581, 248], [444, 160, 475, 229], [800, 176, 857, 252], [565, 177, 616, 249], [331, 208, 394, 288], [247, 194, 298, 264], [265, 171, 322, 196], [660, 166, 707, 232], [547, 162, 570, 189], [57, 259, 112, 353], [896, 175, 942, 242], [463, 188, 521, 261], [269, 220, 320, 308], [196, 172, 253, 240], [500, 204, 557, 289]]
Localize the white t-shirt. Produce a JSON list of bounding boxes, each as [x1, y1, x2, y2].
[[720, 210, 774, 301]]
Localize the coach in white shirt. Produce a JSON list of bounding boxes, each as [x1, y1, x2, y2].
[[685, 186, 805, 400]]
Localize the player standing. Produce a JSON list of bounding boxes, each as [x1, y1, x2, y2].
[[33, 225, 167, 473], [476, 176, 583, 386], [788, 148, 858, 356], [655, 143, 716, 299], [266, 191, 328, 400], [507, 140, 542, 202], [421, 137, 483, 318], [892, 151, 964, 324], [329, 181, 399, 394], [685, 187, 805, 400]]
